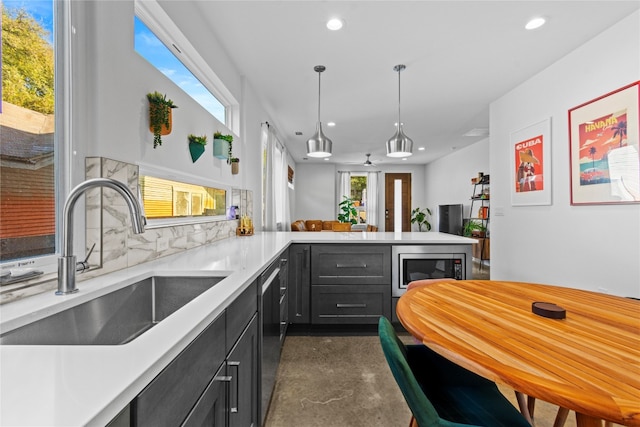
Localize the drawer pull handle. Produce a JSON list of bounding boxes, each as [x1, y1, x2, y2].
[[336, 303, 367, 308], [336, 263, 367, 268]]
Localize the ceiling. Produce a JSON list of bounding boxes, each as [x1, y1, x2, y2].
[[158, 1, 639, 166]]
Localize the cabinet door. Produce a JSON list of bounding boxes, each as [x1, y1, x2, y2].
[[134, 312, 226, 427], [182, 363, 228, 427], [288, 244, 310, 324], [228, 315, 259, 427]]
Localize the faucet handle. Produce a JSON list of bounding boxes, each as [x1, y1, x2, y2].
[[76, 243, 96, 273]]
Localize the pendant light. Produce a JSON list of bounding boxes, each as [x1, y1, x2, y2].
[[386, 64, 413, 157], [307, 65, 333, 158]]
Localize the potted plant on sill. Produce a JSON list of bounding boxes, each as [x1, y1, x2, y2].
[[213, 131, 233, 160], [187, 134, 207, 162], [230, 157, 239, 174], [410, 207, 432, 232], [335, 196, 357, 231], [147, 91, 178, 148]]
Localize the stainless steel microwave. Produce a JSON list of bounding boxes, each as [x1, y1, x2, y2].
[[391, 245, 472, 298]]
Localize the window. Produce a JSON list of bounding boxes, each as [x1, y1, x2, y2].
[[1, 0, 62, 266], [133, 1, 239, 130], [139, 175, 226, 220], [350, 174, 367, 223]]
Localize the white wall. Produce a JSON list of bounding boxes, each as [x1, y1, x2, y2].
[[490, 11, 640, 297], [70, 1, 268, 229], [425, 139, 490, 231]]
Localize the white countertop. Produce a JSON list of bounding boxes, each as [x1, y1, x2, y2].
[[0, 231, 474, 426]]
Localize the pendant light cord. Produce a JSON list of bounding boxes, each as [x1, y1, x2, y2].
[[397, 67, 401, 127], [317, 70, 322, 123]]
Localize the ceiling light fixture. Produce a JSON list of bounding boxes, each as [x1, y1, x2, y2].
[[525, 17, 546, 30], [327, 122, 336, 127], [386, 64, 413, 157], [306, 65, 333, 158], [363, 153, 374, 167], [326, 18, 343, 31]]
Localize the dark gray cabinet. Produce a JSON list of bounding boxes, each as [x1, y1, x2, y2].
[[310, 245, 391, 325], [134, 311, 226, 427], [288, 244, 310, 324], [182, 364, 227, 426], [311, 245, 391, 285], [132, 280, 259, 427], [228, 315, 259, 427]]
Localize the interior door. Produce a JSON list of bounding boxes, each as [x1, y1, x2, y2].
[[384, 173, 411, 232]]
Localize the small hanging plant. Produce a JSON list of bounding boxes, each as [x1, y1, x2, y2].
[[213, 131, 233, 160], [147, 91, 178, 148], [188, 134, 207, 146], [187, 134, 207, 163]]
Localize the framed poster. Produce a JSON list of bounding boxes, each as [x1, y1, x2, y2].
[[510, 118, 552, 206], [569, 81, 640, 205]]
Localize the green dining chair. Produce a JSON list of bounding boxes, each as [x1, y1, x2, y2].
[[378, 317, 531, 427]]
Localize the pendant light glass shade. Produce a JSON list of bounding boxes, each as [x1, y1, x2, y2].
[[307, 65, 332, 158], [386, 64, 413, 157]]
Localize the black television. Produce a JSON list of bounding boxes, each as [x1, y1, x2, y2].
[[438, 204, 463, 235]]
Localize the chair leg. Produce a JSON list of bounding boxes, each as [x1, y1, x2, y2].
[[553, 407, 570, 427], [528, 395, 536, 420], [514, 391, 534, 425]]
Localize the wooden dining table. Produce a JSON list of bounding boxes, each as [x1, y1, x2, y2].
[[396, 280, 640, 427]]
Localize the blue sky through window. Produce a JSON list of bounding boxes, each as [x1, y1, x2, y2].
[[134, 16, 226, 124], [3, 0, 53, 44]]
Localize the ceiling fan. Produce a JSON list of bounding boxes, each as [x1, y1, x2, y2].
[[363, 153, 376, 167]]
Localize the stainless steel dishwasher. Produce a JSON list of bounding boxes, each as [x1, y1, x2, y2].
[[260, 256, 286, 425]]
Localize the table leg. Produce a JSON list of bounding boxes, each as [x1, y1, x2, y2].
[[575, 412, 603, 427]]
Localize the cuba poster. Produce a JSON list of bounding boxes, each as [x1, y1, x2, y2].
[[514, 135, 544, 193]]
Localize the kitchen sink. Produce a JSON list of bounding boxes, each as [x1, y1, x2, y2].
[[0, 275, 227, 346]]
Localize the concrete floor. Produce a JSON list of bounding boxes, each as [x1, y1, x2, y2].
[[264, 334, 583, 427]]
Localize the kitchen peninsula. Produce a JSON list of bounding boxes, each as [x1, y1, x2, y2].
[[0, 231, 474, 426]]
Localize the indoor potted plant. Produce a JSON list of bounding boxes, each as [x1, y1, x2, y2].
[[410, 207, 432, 232], [147, 91, 177, 148], [187, 134, 207, 162], [230, 157, 240, 174], [335, 196, 357, 231], [213, 131, 233, 160], [463, 220, 487, 238]]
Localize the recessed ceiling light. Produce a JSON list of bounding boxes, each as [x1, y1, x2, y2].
[[324, 157, 330, 161], [402, 158, 408, 161], [327, 122, 336, 127], [326, 18, 344, 31], [418, 147, 425, 151], [525, 17, 546, 30]]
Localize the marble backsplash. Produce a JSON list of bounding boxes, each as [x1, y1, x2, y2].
[[0, 157, 250, 304]]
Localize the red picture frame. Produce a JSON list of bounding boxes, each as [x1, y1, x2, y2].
[[568, 81, 640, 205]]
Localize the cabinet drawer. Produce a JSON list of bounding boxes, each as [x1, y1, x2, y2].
[[311, 245, 391, 285], [227, 280, 258, 353], [311, 285, 391, 324], [134, 312, 226, 427]]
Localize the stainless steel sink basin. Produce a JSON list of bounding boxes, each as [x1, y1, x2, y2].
[[0, 275, 227, 345]]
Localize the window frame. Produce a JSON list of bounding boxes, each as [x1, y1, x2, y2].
[[137, 162, 230, 229], [0, 0, 70, 274], [134, 0, 240, 134]]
